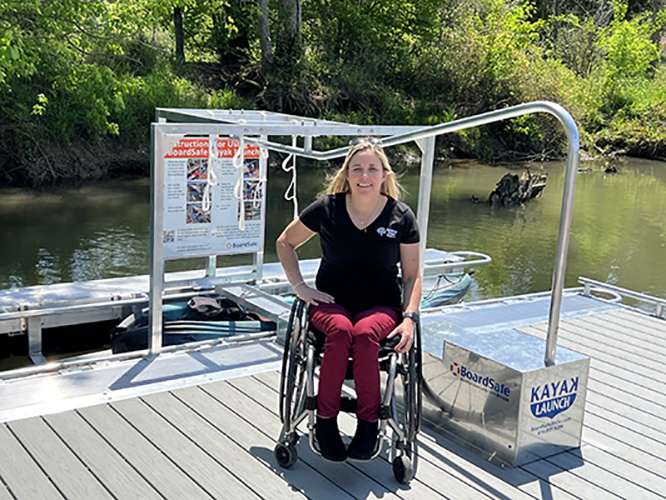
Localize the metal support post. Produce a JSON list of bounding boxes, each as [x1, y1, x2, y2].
[[27, 316, 46, 365], [544, 107, 580, 366], [149, 124, 165, 355], [207, 256, 217, 277], [415, 137, 436, 270]]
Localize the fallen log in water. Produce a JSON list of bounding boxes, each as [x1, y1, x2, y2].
[[488, 170, 548, 207]]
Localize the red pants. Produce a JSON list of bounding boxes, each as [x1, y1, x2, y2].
[[310, 303, 400, 421]]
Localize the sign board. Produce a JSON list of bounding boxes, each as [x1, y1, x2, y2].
[[162, 137, 265, 259]]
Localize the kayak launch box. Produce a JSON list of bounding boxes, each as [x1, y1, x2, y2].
[[422, 323, 590, 466]]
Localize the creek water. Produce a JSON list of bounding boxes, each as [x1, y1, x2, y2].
[[1, 158, 665, 304]]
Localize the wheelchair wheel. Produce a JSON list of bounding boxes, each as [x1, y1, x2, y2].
[[403, 320, 422, 441], [279, 299, 309, 430], [274, 440, 298, 468], [392, 454, 414, 484], [391, 318, 421, 483]]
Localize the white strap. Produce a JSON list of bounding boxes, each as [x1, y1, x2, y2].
[[232, 136, 246, 230], [202, 135, 219, 213], [282, 136, 299, 220]]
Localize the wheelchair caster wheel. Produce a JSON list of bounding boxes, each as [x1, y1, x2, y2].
[[275, 441, 298, 468], [393, 455, 414, 484]]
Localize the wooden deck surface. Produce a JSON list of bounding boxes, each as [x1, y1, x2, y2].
[[1, 304, 665, 499]]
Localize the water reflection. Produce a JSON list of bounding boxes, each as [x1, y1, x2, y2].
[[69, 227, 149, 281], [36, 248, 62, 285], [0, 159, 665, 304]]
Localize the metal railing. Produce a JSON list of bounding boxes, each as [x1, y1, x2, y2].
[[0, 100, 579, 374], [228, 100, 579, 366], [579, 277, 665, 318]]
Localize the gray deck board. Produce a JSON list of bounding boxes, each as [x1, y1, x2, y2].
[[586, 404, 665, 451], [8, 417, 113, 500], [44, 410, 163, 500], [1, 293, 666, 499], [586, 398, 666, 441], [538, 322, 666, 374], [204, 376, 405, 500], [252, 370, 550, 500], [582, 412, 666, 468], [586, 369, 666, 413], [565, 316, 666, 363], [77, 404, 212, 499], [175, 384, 347, 499], [413, 430, 580, 500], [231, 372, 456, 500], [600, 309, 666, 337], [581, 423, 666, 480], [576, 313, 666, 346], [544, 448, 665, 500], [141, 390, 307, 500], [554, 446, 666, 499], [0, 483, 12, 500], [0, 424, 64, 500], [520, 458, 626, 499], [175, 383, 356, 500], [110, 397, 261, 499]]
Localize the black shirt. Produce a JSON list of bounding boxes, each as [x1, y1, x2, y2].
[[299, 193, 420, 316]]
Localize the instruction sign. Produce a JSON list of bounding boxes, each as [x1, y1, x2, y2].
[[162, 137, 265, 259]]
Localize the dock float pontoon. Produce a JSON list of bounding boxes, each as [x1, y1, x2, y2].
[[1, 284, 665, 499]]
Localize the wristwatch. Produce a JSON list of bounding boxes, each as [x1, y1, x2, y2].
[[403, 311, 419, 324]]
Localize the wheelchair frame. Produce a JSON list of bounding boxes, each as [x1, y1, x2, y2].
[[274, 298, 422, 484]]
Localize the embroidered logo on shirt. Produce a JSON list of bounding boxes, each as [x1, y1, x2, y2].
[[377, 227, 397, 239]]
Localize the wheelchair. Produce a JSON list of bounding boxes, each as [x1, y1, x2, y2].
[[274, 298, 422, 484]]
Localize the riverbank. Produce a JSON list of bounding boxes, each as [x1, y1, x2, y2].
[[0, 139, 151, 189], [3, 1, 665, 189], [2, 134, 664, 190]]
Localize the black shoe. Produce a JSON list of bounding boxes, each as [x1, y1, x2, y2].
[[316, 416, 347, 462], [346, 419, 378, 461]]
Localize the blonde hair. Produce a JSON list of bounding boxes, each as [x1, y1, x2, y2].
[[325, 141, 403, 199]]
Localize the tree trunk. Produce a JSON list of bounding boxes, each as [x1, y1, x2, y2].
[[212, 1, 251, 68], [488, 171, 548, 207], [650, 0, 665, 63], [174, 6, 184, 63], [276, 0, 301, 73], [257, 0, 274, 74]]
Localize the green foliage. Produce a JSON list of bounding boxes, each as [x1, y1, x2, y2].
[[1, 0, 665, 187], [596, 2, 661, 80], [570, 1, 666, 155], [0, 0, 259, 185]]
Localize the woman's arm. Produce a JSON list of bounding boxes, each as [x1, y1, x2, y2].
[[387, 242, 422, 353], [276, 218, 335, 306]]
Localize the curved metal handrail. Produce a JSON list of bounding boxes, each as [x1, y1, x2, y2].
[[238, 101, 579, 366], [152, 100, 579, 366], [579, 277, 665, 317]]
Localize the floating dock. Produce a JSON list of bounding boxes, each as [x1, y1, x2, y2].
[[1, 289, 665, 499]]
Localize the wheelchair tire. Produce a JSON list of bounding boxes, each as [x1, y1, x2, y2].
[[279, 299, 309, 430], [392, 454, 414, 484], [274, 441, 298, 468], [404, 321, 423, 440]]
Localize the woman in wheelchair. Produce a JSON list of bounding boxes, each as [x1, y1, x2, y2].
[[276, 138, 422, 462]]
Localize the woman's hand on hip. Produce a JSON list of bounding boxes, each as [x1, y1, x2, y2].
[[295, 284, 334, 306], [387, 318, 415, 354]]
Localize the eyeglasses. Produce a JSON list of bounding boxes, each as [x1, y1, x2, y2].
[[349, 137, 382, 147]]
